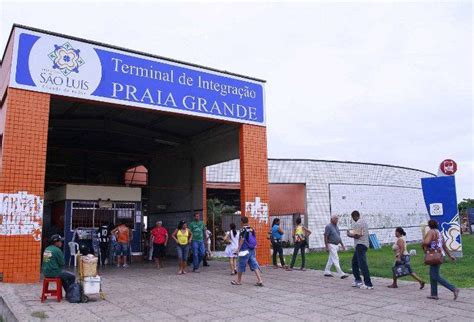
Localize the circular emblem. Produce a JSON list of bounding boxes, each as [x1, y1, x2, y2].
[[440, 159, 457, 175]]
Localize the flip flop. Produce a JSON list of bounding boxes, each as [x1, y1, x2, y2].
[[255, 282, 264, 287], [231, 280, 241, 286]]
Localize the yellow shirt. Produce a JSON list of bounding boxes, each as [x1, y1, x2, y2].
[[177, 229, 189, 245], [295, 225, 305, 242]]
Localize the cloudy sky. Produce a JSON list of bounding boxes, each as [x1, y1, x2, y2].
[[1, 0, 472, 200]]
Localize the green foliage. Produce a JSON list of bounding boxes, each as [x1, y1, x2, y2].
[[458, 198, 474, 213], [207, 198, 236, 239], [286, 234, 474, 288]]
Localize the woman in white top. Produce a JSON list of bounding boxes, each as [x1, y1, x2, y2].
[[224, 223, 240, 275], [387, 227, 425, 289]]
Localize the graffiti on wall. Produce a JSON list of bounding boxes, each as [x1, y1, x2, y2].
[[245, 197, 268, 224], [0, 191, 43, 241]]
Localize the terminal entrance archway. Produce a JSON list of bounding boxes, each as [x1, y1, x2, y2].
[[0, 25, 270, 283]]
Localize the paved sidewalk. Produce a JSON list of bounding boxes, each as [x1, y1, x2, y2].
[[1, 260, 473, 321]]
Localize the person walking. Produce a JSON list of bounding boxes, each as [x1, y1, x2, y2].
[[289, 217, 311, 271], [423, 219, 460, 300], [323, 215, 349, 279], [387, 227, 425, 289], [347, 210, 373, 289], [111, 222, 131, 268], [42, 234, 76, 294], [172, 220, 192, 275], [231, 216, 264, 286], [203, 228, 212, 267], [189, 213, 206, 273], [224, 223, 240, 275], [151, 221, 168, 269], [271, 218, 287, 269], [97, 224, 110, 267]]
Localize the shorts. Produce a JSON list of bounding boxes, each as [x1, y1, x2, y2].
[[238, 249, 260, 273], [153, 244, 166, 259], [176, 245, 189, 261], [115, 242, 129, 256]]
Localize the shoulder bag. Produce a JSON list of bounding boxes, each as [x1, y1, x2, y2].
[[424, 232, 443, 265]]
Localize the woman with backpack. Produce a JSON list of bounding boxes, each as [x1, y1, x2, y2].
[[289, 217, 311, 271], [172, 220, 193, 275], [387, 227, 425, 289], [270, 218, 287, 269], [224, 223, 240, 275], [422, 219, 459, 300]]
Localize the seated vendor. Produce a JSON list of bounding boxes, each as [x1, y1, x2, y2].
[[42, 234, 76, 293]]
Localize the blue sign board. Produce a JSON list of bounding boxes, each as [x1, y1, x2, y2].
[[10, 27, 265, 125], [421, 176, 462, 255]]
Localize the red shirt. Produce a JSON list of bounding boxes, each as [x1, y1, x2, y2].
[[151, 227, 168, 244]]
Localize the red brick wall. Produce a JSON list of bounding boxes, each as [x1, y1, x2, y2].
[[239, 124, 270, 265], [0, 88, 50, 283]]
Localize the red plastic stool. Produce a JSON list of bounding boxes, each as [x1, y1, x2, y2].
[[41, 278, 63, 303]]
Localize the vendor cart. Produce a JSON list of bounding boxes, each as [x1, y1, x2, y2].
[[77, 254, 105, 302]]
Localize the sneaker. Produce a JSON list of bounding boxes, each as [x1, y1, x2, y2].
[[193, 269, 200, 273], [116, 264, 121, 268], [359, 284, 374, 290], [123, 264, 129, 268], [324, 273, 334, 277], [352, 281, 363, 287], [340, 274, 349, 279]]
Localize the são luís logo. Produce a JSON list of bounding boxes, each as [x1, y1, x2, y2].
[[47, 42, 85, 76]]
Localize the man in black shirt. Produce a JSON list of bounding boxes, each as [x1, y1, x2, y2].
[[97, 224, 110, 266]]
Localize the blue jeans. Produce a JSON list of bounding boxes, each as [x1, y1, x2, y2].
[[238, 249, 260, 272], [192, 240, 205, 270], [430, 263, 455, 296], [57, 271, 76, 293], [352, 244, 373, 287]]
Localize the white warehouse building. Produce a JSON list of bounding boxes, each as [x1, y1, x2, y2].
[[206, 159, 435, 249]]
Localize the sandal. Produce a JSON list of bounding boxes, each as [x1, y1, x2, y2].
[[419, 282, 425, 290], [255, 282, 264, 287], [231, 280, 241, 286], [453, 288, 460, 301]]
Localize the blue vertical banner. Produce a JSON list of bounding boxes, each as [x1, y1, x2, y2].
[[421, 176, 462, 257]]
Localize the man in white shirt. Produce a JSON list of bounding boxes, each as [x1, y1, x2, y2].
[[347, 210, 373, 289]]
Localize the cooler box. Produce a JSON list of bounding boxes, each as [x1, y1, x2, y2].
[[83, 276, 101, 294]]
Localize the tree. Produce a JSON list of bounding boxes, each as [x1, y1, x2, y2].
[[207, 198, 236, 251], [458, 198, 474, 213]]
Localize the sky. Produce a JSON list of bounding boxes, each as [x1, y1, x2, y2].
[[1, 0, 472, 200]]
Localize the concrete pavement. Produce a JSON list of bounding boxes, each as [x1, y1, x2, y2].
[[0, 260, 473, 321]]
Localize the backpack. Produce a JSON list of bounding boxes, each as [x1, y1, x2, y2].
[[67, 283, 81, 303], [245, 229, 257, 249]]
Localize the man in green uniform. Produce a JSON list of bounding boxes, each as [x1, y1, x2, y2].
[[42, 234, 75, 293], [189, 213, 205, 272]]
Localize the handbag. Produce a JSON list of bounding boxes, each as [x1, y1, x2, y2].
[[424, 231, 444, 265], [392, 263, 410, 277], [424, 248, 444, 265]]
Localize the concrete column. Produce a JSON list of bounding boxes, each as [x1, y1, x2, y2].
[[0, 88, 50, 283], [239, 124, 270, 265]]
